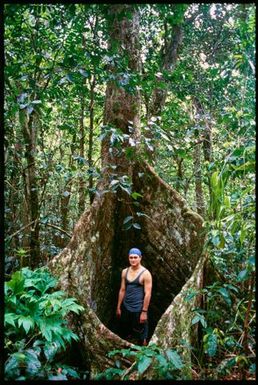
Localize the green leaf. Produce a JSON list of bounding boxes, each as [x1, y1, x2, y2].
[[137, 356, 152, 374], [155, 353, 167, 367], [132, 223, 141, 229], [66, 73, 75, 83], [176, 149, 187, 158], [232, 161, 255, 172], [17, 316, 35, 334], [206, 333, 217, 357], [184, 289, 198, 302], [131, 192, 143, 200], [38, 319, 53, 342], [191, 315, 200, 325], [124, 222, 133, 230], [61, 365, 81, 379], [218, 288, 231, 306], [120, 185, 132, 195], [136, 211, 150, 219], [60, 298, 84, 315], [25, 349, 41, 374], [248, 256, 255, 267], [79, 69, 89, 77], [211, 234, 221, 246], [239, 228, 246, 245], [43, 341, 61, 361], [191, 313, 207, 328], [224, 195, 231, 208], [210, 171, 220, 189], [165, 349, 183, 369], [110, 179, 120, 188], [60, 328, 79, 343], [237, 269, 248, 282], [4, 313, 18, 327], [5, 353, 23, 376], [123, 216, 133, 224], [6, 271, 25, 295]]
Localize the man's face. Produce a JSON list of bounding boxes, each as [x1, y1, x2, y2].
[[129, 254, 141, 267]]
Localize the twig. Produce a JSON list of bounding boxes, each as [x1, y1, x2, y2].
[[6, 219, 72, 241], [41, 222, 72, 238], [121, 361, 137, 380], [6, 220, 37, 240], [5, 179, 19, 193]]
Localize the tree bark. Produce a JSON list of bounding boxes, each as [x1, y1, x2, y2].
[[193, 142, 205, 217], [58, 133, 76, 248], [19, 110, 41, 268], [78, 95, 86, 213], [148, 25, 183, 118], [49, 5, 206, 378], [88, 77, 95, 204], [192, 98, 206, 217], [145, 6, 185, 161]]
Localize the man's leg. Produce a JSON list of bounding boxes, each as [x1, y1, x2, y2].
[[119, 304, 133, 341], [132, 312, 148, 346], [141, 321, 148, 346]]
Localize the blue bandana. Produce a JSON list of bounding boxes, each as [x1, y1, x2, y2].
[[129, 248, 142, 256]]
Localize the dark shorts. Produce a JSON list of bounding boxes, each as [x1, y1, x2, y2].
[[119, 303, 148, 344]]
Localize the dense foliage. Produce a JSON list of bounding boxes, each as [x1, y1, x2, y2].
[[95, 343, 187, 380], [4, 3, 255, 380], [4, 267, 86, 380]]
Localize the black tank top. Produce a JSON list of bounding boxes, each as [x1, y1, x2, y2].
[[123, 268, 146, 312]]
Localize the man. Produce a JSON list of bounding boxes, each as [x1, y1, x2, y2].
[[116, 247, 152, 346]]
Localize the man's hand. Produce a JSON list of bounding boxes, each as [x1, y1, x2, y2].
[[140, 311, 147, 323], [116, 307, 121, 318]]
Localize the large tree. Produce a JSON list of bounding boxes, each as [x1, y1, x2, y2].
[[49, 4, 205, 377]]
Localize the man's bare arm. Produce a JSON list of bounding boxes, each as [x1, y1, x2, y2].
[[140, 271, 152, 322], [116, 270, 126, 317]]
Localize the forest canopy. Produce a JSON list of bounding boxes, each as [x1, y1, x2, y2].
[[4, 3, 255, 381]]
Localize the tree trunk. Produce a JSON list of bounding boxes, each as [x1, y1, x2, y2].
[[6, 142, 21, 251], [192, 98, 206, 217], [78, 95, 86, 213], [58, 134, 76, 248], [203, 115, 213, 207], [49, 5, 206, 378], [19, 110, 41, 268], [145, 6, 185, 161], [148, 24, 183, 119], [88, 77, 95, 204], [193, 142, 205, 217]]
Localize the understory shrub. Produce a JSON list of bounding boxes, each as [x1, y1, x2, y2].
[[4, 266, 86, 380]]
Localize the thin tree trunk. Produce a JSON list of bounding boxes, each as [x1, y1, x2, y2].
[[193, 142, 205, 217], [175, 156, 184, 192], [203, 120, 213, 163], [79, 95, 86, 213], [203, 117, 213, 205], [19, 110, 41, 268], [6, 143, 21, 251], [88, 77, 96, 204], [58, 134, 76, 247], [148, 24, 183, 118], [145, 7, 185, 161], [192, 98, 206, 217]]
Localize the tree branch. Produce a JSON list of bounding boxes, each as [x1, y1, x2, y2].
[[6, 220, 37, 240], [41, 222, 72, 238]]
